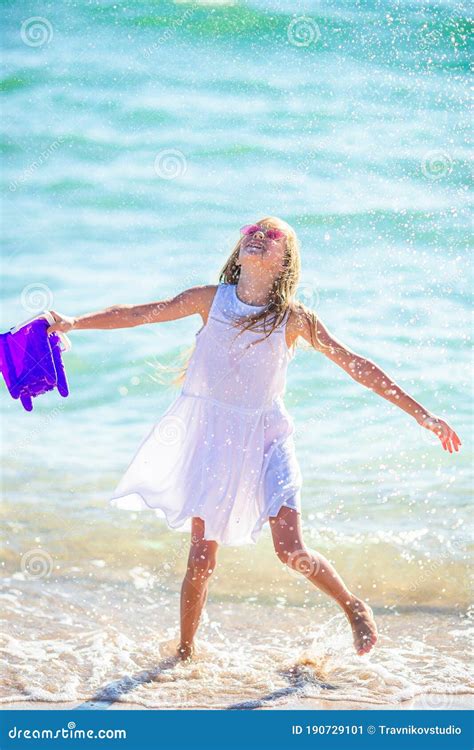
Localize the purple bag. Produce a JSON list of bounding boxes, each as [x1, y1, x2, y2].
[[0, 311, 71, 411]]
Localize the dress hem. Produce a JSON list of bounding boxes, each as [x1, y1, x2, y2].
[[109, 490, 301, 548]]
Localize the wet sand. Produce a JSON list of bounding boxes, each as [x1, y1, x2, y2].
[[2, 581, 473, 711], [1, 694, 472, 711]]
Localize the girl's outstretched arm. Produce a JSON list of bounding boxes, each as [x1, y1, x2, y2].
[[290, 307, 461, 454], [46, 285, 217, 334]]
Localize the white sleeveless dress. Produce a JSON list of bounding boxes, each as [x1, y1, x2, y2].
[[110, 283, 302, 546]]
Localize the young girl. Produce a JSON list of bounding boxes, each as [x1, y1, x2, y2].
[[47, 216, 461, 662]]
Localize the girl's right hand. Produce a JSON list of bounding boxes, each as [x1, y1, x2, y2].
[[46, 310, 77, 335], [417, 414, 462, 453]]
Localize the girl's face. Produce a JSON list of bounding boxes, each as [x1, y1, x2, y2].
[[237, 224, 288, 278]]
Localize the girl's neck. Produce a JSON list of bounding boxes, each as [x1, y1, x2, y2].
[[236, 274, 275, 306]]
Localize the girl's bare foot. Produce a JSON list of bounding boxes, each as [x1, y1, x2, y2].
[[177, 642, 195, 661], [344, 596, 378, 655]]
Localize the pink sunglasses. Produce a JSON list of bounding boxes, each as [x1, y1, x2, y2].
[[240, 224, 286, 240]]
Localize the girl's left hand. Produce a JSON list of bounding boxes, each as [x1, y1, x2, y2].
[[418, 415, 462, 453]]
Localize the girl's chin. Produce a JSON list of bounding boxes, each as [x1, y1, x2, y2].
[[241, 250, 266, 261], [239, 257, 266, 269]]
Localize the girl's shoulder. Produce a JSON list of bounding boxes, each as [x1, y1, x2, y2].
[[182, 284, 220, 323], [285, 300, 314, 347], [201, 284, 221, 310], [286, 300, 310, 328]]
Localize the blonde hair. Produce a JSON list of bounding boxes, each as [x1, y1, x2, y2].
[[161, 216, 327, 387]]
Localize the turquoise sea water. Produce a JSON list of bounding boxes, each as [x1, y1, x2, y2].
[[1, 0, 472, 706]]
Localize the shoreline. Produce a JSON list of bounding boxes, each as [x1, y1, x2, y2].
[[1, 694, 472, 711], [1, 603, 472, 710]]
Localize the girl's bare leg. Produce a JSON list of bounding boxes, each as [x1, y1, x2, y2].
[[178, 517, 218, 660], [270, 505, 378, 655]]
